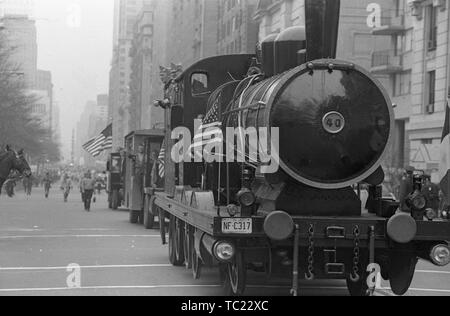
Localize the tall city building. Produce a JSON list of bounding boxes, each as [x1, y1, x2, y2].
[[217, 0, 259, 55], [164, 0, 219, 67], [109, 0, 152, 149], [75, 97, 109, 167], [29, 89, 51, 130], [129, 5, 164, 132], [97, 94, 109, 122], [1, 14, 37, 88], [35, 69, 53, 132], [0, 0, 35, 18], [370, 0, 449, 182], [52, 102, 61, 144]]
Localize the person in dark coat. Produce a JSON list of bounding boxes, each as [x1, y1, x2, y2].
[[399, 166, 415, 212]]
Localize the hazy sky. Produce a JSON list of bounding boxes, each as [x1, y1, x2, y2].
[[34, 0, 114, 159]]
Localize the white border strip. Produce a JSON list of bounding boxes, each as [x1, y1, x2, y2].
[[0, 235, 161, 239], [0, 264, 172, 271]]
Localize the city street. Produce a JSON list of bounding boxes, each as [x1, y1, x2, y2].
[[0, 188, 448, 296]]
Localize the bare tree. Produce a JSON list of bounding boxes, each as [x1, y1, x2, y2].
[[0, 34, 60, 161]]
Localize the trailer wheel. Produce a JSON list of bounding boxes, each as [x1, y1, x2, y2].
[[223, 250, 247, 296], [168, 216, 184, 266], [346, 274, 369, 296], [129, 210, 139, 224], [144, 196, 155, 229], [111, 190, 119, 210], [184, 223, 193, 269], [108, 193, 112, 209], [389, 251, 417, 296], [175, 218, 185, 265], [192, 245, 202, 280]]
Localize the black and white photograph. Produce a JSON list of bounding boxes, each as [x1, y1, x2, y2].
[[0, 0, 450, 299]]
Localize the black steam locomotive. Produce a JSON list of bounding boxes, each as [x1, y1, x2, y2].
[[151, 0, 450, 296]]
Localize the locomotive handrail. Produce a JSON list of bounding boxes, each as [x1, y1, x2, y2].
[[222, 101, 266, 116], [306, 61, 355, 73]]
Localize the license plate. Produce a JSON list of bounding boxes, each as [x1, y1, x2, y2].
[[222, 218, 252, 234]]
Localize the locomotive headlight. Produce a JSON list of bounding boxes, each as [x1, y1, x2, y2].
[[408, 191, 426, 211], [213, 241, 235, 262], [237, 188, 256, 207], [442, 210, 449, 219], [226, 204, 239, 217], [425, 208, 437, 221], [430, 244, 450, 267]]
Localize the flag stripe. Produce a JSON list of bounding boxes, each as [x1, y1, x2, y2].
[[82, 124, 112, 157], [440, 101, 450, 202]]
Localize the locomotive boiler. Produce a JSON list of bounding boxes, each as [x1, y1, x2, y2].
[[152, 0, 450, 296]]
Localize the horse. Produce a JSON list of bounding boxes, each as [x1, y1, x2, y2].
[[0, 149, 32, 195]]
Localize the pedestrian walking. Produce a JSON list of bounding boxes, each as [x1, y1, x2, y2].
[[42, 172, 52, 199], [80, 172, 96, 212], [23, 175, 33, 196], [61, 174, 72, 203]]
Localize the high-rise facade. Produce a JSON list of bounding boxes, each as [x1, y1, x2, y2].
[[0, 0, 35, 18], [164, 0, 219, 67], [370, 0, 449, 182], [217, 0, 259, 55], [109, 0, 152, 149], [1, 14, 37, 88], [35, 69, 53, 133], [129, 5, 164, 132]]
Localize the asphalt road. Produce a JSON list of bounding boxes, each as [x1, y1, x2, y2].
[[0, 187, 449, 296]]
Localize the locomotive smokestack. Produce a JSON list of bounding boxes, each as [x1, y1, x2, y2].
[[305, 0, 341, 61]]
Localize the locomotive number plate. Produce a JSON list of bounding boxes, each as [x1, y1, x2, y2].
[[222, 218, 253, 234], [322, 111, 345, 134]]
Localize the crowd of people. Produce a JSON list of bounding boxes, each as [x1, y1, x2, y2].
[[2, 166, 107, 212]]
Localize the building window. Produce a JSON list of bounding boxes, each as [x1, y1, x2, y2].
[[393, 71, 411, 97], [425, 70, 436, 114], [421, 139, 433, 145], [427, 5, 438, 52]]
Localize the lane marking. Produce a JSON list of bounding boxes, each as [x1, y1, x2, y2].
[[0, 285, 223, 292], [376, 286, 450, 295], [0, 284, 390, 295], [408, 287, 450, 294], [0, 264, 172, 271], [416, 270, 450, 275], [0, 235, 161, 239]]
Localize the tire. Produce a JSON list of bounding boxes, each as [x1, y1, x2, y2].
[[223, 250, 247, 296], [175, 218, 185, 264], [168, 216, 185, 266], [389, 251, 417, 296], [129, 210, 139, 224], [346, 274, 369, 297], [108, 192, 112, 209], [184, 223, 192, 269], [192, 245, 202, 280], [143, 196, 156, 230], [111, 190, 119, 210]]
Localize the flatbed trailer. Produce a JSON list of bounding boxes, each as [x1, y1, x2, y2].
[[153, 188, 450, 296]]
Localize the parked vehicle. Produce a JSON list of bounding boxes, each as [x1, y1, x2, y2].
[[106, 152, 123, 210], [123, 130, 165, 228]]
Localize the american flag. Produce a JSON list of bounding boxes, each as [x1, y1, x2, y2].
[[158, 141, 165, 179], [190, 93, 223, 159], [83, 124, 113, 157], [440, 100, 450, 202]]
